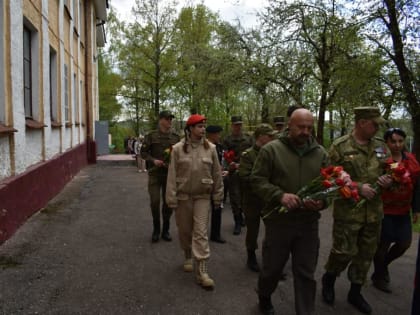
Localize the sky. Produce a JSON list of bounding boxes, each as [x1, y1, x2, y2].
[[110, 0, 268, 28]]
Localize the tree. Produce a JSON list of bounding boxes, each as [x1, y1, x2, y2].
[[352, 0, 420, 159], [260, 0, 369, 144], [98, 52, 122, 124]]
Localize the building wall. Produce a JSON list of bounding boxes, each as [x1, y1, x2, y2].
[[0, 0, 107, 244]]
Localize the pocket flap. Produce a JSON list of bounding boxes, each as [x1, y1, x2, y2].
[[201, 178, 214, 184]]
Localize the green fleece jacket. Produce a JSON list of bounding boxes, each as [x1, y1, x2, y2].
[[251, 133, 329, 222]]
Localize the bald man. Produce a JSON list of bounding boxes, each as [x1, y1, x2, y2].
[[251, 109, 330, 315]]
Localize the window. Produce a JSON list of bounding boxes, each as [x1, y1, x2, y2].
[[23, 26, 32, 118], [73, 0, 78, 31], [49, 47, 58, 122], [80, 79, 84, 124], [73, 73, 79, 123], [64, 64, 69, 123]]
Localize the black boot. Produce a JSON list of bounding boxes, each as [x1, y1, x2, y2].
[[210, 207, 226, 243], [258, 295, 274, 315], [161, 219, 172, 241], [321, 272, 336, 305], [240, 211, 246, 227], [347, 283, 372, 314], [152, 219, 160, 243], [247, 250, 260, 272], [371, 272, 392, 293], [233, 214, 242, 235]]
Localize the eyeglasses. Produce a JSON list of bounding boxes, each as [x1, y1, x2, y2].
[[387, 127, 402, 132]]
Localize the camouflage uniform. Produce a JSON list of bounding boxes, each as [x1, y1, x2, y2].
[[324, 133, 389, 284], [239, 145, 262, 251], [223, 131, 253, 230], [141, 129, 180, 240]]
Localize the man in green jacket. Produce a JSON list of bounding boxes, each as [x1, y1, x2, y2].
[[321, 107, 392, 314], [238, 123, 277, 272], [223, 115, 253, 235], [141, 111, 180, 243], [252, 109, 329, 315]]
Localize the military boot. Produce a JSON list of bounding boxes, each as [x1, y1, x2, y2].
[[161, 219, 172, 241], [247, 250, 260, 272], [196, 260, 215, 290], [183, 250, 193, 272], [321, 272, 336, 305], [258, 295, 275, 315], [233, 214, 242, 235], [152, 219, 160, 243], [347, 283, 372, 314]]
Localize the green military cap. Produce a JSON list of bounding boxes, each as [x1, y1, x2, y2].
[[354, 107, 386, 124], [231, 115, 243, 124], [254, 123, 277, 138], [273, 116, 285, 125], [159, 110, 175, 119]]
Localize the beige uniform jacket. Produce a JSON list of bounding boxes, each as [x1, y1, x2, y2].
[[166, 139, 224, 209]]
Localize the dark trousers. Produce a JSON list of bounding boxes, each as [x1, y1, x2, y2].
[[243, 204, 261, 251], [210, 200, 222, 239], [258, 219, 319, 315], [228, 172, 242, 217], [148, 175, 172, 223]]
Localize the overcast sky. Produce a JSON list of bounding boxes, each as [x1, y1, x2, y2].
[[110, 0, 268, 28]]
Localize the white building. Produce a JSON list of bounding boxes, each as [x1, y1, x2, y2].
[[0, 0, 108, 243]]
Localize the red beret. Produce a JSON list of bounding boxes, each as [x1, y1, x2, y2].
[[186, 114, 206, 126]]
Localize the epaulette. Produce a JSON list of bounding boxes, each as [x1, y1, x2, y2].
[[373, 136, 385, 143], [333, 134, 351, 146], [241, 150, 249, 157]]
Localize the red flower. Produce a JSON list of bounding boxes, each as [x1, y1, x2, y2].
[[322, 180, 333, 188], [335, 178, 345, 187], [223, 150, 236, 165]]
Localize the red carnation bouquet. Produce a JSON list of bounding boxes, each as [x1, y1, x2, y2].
[[263, 165, 359, 218], [352, 161, 412, 210], [223, 149, 239, 172]]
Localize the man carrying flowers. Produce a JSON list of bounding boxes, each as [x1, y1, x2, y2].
[[322, 107, 393, 314], [251, 108, 329, 315]]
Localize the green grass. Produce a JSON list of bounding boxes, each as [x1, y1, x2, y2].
[[412, 212, 420, 233]]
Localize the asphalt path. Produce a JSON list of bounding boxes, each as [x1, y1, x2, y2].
[[0, 161, 417, 314]]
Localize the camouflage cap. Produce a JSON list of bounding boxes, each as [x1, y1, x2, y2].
[[254, 123, 277, 138], [354, 107, 386, 124], [231, 115, 243, 124], [159, 110, 175, 119], [273, 116, 285, 125]]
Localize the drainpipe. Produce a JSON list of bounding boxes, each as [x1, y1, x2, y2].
[[84, 0, 96, 163]]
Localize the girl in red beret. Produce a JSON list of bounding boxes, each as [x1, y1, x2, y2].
[[166, 114, 224, 290]]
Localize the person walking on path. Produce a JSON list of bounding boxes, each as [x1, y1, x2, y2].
[[206, 125, 228, 244], [321, 107, 393, 314], [135, 136, 147, 172], [166, 114, 224, 290], [141, 111, 180, 243], [238, 123, 277, 272], [251, 109, 329, 315], [223, 115, 253, 235], [371, 128, 420, 293], [272, 116, 286, 132]]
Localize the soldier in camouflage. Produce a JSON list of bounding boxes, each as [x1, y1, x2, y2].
[[141, 111, 180, 243], [322, 107, 393, 314], [222, 115, 253, 235], [238, 123, 277, 272]]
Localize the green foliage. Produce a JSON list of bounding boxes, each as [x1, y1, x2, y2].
[[109, 124, 133, 153], [102, 0, 417, 149], [98, 52, 122, 124]]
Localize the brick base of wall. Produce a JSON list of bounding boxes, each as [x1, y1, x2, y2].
[[0, 142, 96, 244]]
